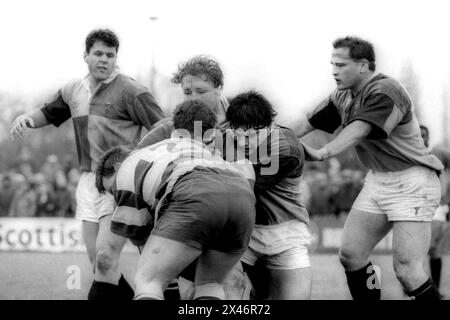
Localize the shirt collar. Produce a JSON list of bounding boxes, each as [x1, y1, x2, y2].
[[82, 66, 120, 91]]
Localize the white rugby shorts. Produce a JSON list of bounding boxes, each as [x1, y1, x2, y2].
[[241, 219, 311, 270], [352, 166, 441, 222], [75, 171, 116, 223]]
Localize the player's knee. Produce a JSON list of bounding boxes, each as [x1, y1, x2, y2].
[[393, 258, 417, 284], [96, 248, 116, 273], [338, 248, 360, 269]]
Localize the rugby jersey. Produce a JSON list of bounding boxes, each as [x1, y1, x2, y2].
[[110, 137, 255, 245], [41, 70, 164, 172], [221, 124, 309, 226], [308, 73, 443, 173]]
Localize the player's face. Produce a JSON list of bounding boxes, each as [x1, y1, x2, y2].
[[84, 41, 117, 84], [331, 47, 364, 92], [181, 74, 221, 113]]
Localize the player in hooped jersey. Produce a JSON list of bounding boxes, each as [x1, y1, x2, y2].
[[137, 55, 248, 299], [95, 100, 255, 300], [294, 36, 443, 300]]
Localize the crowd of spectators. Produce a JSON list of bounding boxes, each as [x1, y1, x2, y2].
[[299, 157, 365, 219], [0, 155, 79, 218], [0, 154, 364, 219]]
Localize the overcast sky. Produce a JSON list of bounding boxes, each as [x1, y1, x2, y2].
[[1, 0, 449, 144]]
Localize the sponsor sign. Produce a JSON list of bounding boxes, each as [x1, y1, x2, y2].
[[0, 217, 135, 252]]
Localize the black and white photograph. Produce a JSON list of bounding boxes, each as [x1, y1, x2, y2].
[[0, 0, 449, 307]]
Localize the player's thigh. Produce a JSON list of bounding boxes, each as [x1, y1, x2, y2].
[[196, 249, 244, 285], [268, 267, 312, 300], [392, 221, 431, 265], [96, 215, 127, 255], [340, 208, 391, 259], [82, 220, 99, 265], [137, 235, 201, 284]]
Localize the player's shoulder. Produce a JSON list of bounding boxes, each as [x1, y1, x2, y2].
[[365, 73, 408, 97], [273, 125, 304, 159], [60, 78, 84, 100], [113, 74, 150, 97], [116, 150, 142, 191]]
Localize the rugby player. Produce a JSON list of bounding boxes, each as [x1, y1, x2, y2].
[[137, 55, 228, 147], [420, 125, 450, 292], [293, 36, 443, 300], [10, 29, 164, 299], [136, 55, 248, 299], [95, 100, 255, 300], [223, 91, 312, 299]]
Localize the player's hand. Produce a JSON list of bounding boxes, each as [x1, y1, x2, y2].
[[10, 115, 35, 141], [302, 143, 328, 161]]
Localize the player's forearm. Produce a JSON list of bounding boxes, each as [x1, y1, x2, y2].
[[320, 120, 371, 159], [292, 117, 315, 138], [28, 109, 50, 128]]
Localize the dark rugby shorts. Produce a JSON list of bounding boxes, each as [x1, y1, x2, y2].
[[152, 167, 256, 254]]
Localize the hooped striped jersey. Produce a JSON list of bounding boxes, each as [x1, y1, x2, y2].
[[110, 136, 255, 245]]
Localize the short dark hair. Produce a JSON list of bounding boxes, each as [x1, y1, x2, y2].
[[173, 100, 217, 136], [171, 55, 224, 88], [95, 145, 133, 193], [333, 36, 376, 71], [85, 29, 119, 54], [227, 90, 277, 129]]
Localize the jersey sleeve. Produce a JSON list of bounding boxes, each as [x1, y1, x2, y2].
[[126, 92, 165, 130], [40, 91, 71, 127], [110, 189, 154, 246], [137, 118, 174, 148], [348, 93, 404, 139], [307, 95, 342, 133]]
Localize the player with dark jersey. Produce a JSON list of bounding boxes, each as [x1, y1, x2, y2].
[[294, 36, 443, 300]]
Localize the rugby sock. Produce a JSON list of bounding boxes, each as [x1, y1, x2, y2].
[[408, 278, 441, 300], [194, 283, 225, 300], [249, 289, 264, 301], [345, 261, 381, 300], [88, 280, 121, 300], [118, 274, 134, 300], [429, 258, 442, 288], [164, 279, 181, 300]]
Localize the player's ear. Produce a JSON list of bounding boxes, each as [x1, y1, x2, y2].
[[360, 61, 370, 73], [83, 51, 88, 63]]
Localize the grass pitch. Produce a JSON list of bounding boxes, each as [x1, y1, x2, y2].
[[0, 252, 448, 300]]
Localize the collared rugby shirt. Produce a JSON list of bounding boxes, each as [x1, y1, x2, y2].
[[308, 73, 443, 173], [41, 71, 164, 172], [111, 137, 255, 246]]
